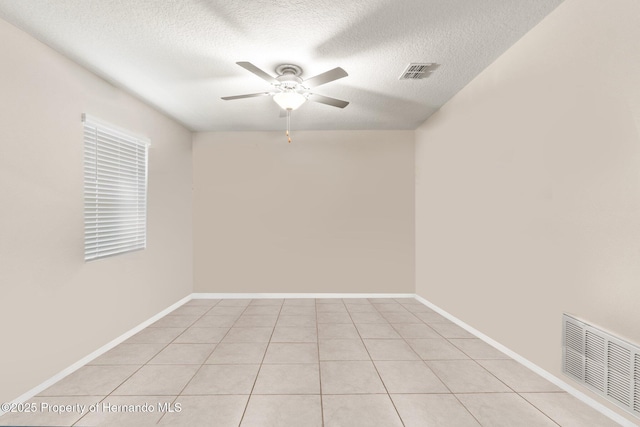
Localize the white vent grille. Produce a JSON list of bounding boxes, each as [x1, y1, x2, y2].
[[585, 331, 605, 392], [608, 341, 631, 406], [564, 320, 584, 380], [563, 314, 640, 418], [634, 353, 640, 413], [399, 63, 436, 80]]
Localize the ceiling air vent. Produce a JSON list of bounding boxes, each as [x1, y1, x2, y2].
[[563, 314, 640, 419], [399, 63, 437, 80]]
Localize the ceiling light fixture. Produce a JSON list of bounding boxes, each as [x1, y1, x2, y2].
[[273, 91, 306, 110], [222, 62, 349, 143], [273, 91, 306, 143]]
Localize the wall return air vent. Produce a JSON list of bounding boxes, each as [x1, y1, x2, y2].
[[563, 313, 640, 418], [399, 63, 438, 80]]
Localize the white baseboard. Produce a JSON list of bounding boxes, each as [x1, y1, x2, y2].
[[191, 292, 415, 299], [413, 294, 636, 427], [1, 294, 192, 417]]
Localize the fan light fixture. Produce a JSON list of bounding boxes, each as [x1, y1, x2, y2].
[[273, 91, 306, 143], [273, 92, 306, 110], [222, 62, 349, 143]]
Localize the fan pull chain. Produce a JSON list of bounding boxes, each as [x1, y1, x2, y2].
[[286, 109, 292, 143]]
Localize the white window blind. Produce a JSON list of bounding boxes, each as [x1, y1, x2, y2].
[[83, 114, 149, 261]]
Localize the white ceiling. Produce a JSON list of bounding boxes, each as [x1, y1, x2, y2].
[[0, 0, 562, 132]]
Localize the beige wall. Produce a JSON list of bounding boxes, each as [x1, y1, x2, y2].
[[415, 0, 640, 422], [8, 0, 640, 422], [193, 131, 414, 294], [0, 19, 193, 403]]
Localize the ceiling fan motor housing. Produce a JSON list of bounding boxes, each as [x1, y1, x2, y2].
[[275, 64, 303, 77], [275, 65, 304, 91]]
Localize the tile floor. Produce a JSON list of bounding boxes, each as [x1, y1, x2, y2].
[[0, 298, 623, 426]]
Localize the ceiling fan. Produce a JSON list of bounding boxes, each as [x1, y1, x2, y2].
[[222, 61, 349, 111]]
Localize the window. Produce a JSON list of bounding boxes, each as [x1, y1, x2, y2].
[[83, 114, 149, 261]]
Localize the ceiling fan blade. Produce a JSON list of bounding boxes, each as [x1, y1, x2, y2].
[[236, 61, 278, 85], [303, 67, 348, 88], [307, 93, 349, 108], [221, 92, 272, 101]]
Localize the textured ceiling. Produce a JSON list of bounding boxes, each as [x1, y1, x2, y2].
[[0, 0, 562, 131]]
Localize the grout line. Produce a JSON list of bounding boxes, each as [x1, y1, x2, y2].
[[73, 299, 222, 426], [236, 299, 284, 426], [348, 299, 406, 427], [154, 299, 226, 425], [517, 392, 566, 427], [375, 300, 484, 427], [316, 299, 325, 427], [408, 298, 582, 427], [516, 393, 563, 427], [71, 396, 109, 426], [441, 340, 520, 394]]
